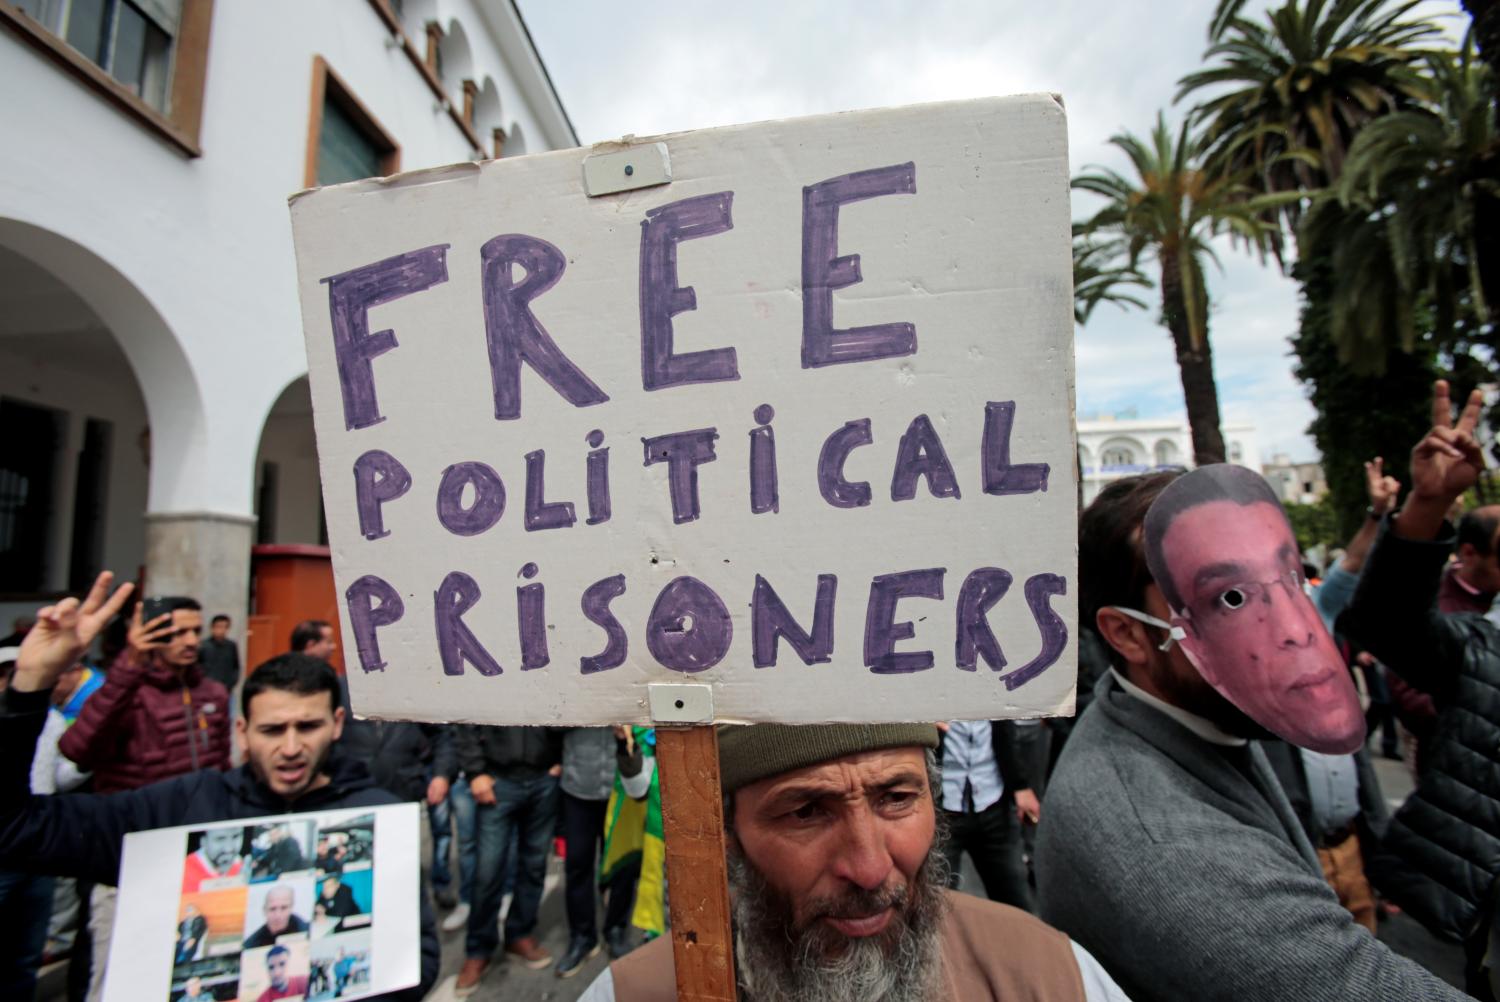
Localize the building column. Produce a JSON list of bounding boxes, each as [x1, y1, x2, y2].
[[143, 511, 256, 639]]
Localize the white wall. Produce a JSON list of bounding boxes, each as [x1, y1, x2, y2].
[[0, 0, 570, 522]]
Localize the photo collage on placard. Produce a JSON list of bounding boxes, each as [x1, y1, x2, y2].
[[169, 814, 376, 1001]]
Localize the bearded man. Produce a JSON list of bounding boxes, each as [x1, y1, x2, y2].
[[579, 723, 1129, 1001]]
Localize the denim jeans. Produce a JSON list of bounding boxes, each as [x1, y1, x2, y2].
[[0, 868, 54, 998], [466, 773, 560, 958], [431, 776, 479, 904]]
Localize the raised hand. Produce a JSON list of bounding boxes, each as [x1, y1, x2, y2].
[[1409, 380, 1487, 504], [14, 571, 134, 692], [1365, 457, 1401, 517]]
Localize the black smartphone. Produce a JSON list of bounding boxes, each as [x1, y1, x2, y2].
[[140, 596, 174, 628]]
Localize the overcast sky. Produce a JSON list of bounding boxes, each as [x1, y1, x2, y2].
[[517, 0, 1469, 461]]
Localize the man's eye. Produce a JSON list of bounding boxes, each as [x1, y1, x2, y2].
[[1218, 588, 1247, 611], [787, 802, 825, 823], [882, 791, 918, 810]]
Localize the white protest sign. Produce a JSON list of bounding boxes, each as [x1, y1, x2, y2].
[[105, 803, 420, 1002], [289, 94, 1076, 726]]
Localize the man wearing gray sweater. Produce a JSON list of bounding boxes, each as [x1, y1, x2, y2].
[[1036, 464, 1465, 1001]]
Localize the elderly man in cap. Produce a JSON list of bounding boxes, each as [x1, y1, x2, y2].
[[579, 723, 1129, 1001]]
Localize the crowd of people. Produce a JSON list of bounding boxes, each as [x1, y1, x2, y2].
[[0, 379, 1498, 1000]]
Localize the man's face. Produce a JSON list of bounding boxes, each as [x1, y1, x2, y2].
[[211, 619, 230, 641], [263, 888, 294, 934], [237, 689, 344, 799], [1158, 499, 1364, 754], [729, 747, 947, 999], [306, 627, 336, 661], [321, 875, 340, 897], [159, 609, 203, 669], [202, 828, 241, 871], [185, 976, 202, 996], [267, 949, 289, 989], [733, 747, 934, 946]]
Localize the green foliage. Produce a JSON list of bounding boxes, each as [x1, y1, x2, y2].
[[1308, 41, 1499, 370], [1283, 496, 1343, 553], [1292, 260, 1439, 538]]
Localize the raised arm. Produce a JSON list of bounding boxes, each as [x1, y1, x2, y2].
[[58, 600, 174, 769], [1343, 382, 1488, 690]]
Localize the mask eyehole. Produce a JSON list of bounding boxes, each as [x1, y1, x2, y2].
[[1219, 588, 1246, 610]]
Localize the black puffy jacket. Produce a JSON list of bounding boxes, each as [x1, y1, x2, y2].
[[1343, 521, 1500, 941], [334, 679, 455, 802], [0, 687, 439, 1000]]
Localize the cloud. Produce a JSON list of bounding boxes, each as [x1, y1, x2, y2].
[[518, 0, 1469, 462]]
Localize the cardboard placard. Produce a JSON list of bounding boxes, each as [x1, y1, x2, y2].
[[288, 94, 1077, 726], [104, 803, 420, 1002]]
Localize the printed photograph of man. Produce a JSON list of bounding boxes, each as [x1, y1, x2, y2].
[[175, 902, 209, 964], [169, 955, 240, 1001], [183, 826, 248, 893], [244, 883, 312, 948], [313, 863, 369, 935], [238, 942, 311, 1002], [250, 822, 314, 882]]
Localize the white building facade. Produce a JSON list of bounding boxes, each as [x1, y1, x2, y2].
[[0, 0, 576, 631], [1077, 415, 1263, 505]]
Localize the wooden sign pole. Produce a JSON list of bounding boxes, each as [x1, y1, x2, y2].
[[655, 724, 737, 1002]]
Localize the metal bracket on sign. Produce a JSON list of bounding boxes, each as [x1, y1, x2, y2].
[[582, 142, 672, 197], [648, 682, 713, 724]]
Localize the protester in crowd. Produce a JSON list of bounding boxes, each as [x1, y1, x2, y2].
[[0, 573, 438, 1000], [290, 620, 337, 661], [57, 595, 231, 1000], [935, 719, 1040, 911], [0, 645, 58, 998], [598, 726, 661, 954], [433, 768, 478, 933], [556, 726, 634, 978], [1035, 462, 1466, 1000], [581, 723, 1130, 1000], [454, 723, 564, 994], [1340, 383, 1500, 992], [199, 613, 241, 693], [0, 616, 33, 649]]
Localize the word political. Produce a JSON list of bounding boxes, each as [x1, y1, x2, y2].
[[320, 161, 1068, 690]]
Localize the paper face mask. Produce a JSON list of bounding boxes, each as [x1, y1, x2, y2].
[[1142, 465, 1366, 754]]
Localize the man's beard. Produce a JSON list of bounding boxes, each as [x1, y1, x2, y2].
[[728, 837, 949, 1001]]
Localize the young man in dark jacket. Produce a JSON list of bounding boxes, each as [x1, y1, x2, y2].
[[0, 573, 438, 1001]]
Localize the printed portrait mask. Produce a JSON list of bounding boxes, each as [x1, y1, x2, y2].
[[1142, 465, 1365, 754]]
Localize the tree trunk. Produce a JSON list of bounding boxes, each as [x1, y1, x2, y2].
[[1465, 0, 1500, 116], [1160, 250, 1227, 466]]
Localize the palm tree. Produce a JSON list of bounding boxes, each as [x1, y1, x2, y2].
[[1072, 225, 1150, 325], [1073, 113, 1289, 465], [1179, 0, 1441, 236], [1463, 0, 1500, 112], [1304, 42, 1498, 366]]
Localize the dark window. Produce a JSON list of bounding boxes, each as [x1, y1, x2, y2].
[[0, 400, 64, 593], [256, 461, 279, 544], [317, 96, 385, 186], [17, 0, 177, 112], [68, 419, 112, 591]]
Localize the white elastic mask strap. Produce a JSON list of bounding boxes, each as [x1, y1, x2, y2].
[[1108, 606, 1187, 652]]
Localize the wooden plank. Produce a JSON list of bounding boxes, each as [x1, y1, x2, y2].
[[655, 725, 737, 1002]]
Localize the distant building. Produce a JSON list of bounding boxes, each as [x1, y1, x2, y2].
[[1077, 415, 1262, 505], [1263, 454, 1328, 505]]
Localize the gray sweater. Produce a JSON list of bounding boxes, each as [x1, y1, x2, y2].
[[1035, 674, 1464, 1002]]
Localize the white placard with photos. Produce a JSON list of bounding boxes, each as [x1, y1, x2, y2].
[[103, 802, 419, 1002]]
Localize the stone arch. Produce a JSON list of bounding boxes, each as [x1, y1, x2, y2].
[[1077, 443, 1095, 472], [1097, 436, 1145, 469], [1153, 438, 1180, 468], [0, 217, 204, 514], [475, 75, 503, 145], [252, 375, 323, 546], [506, 121, 528, 156], [440, 17, 475, 102]]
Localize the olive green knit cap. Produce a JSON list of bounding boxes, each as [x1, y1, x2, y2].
[[716, 723, 940, 794]]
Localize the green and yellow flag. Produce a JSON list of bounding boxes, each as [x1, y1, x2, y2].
[[599, 726, 666, 936]]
